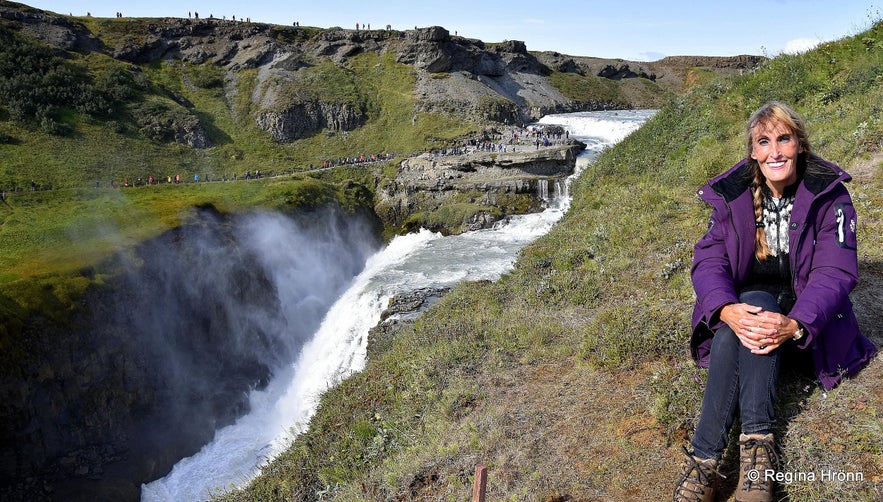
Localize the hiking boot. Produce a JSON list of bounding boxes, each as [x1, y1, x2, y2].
[[673, 446, 721, 502], [736, 433, 779, 502]]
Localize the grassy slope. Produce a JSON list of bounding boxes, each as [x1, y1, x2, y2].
[[221, 21, 883, 502], [0, 48, 473, 189], [0, 17, 489, 283], [0, 13, 678, 194], [549, 70, 673, 109]]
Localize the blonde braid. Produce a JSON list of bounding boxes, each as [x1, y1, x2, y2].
[[752, 168, 771, 261]]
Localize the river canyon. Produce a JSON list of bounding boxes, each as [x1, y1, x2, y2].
[[1, 110, 653, 502]]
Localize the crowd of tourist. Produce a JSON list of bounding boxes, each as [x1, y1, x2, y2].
[[2, 124, 574, 195]]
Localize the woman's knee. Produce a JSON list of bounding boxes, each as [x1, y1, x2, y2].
[[710, 326, 740, 356], [739, 290, 780, 312]]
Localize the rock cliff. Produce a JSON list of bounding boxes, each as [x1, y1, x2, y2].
[[375, 128, 585, 234], [1, 2, 764, 144], [0, 206, 381, 501]]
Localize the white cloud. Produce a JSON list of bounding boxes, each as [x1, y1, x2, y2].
[[783, 37, 822, 54], [638, 51, 667, 62]]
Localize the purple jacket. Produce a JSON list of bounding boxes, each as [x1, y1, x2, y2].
[[690, 155, 876, 390]]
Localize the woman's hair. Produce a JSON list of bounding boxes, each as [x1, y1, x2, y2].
[[745, 101, 812, 261]]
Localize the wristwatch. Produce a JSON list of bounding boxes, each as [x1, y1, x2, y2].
[[793, 326, 805, 341]]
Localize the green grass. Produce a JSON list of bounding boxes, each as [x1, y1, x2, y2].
[[547, 70, 630, 107], [0, 175, 369, 281], [546, 68, 673, 109], [218, 18, 883, 501]]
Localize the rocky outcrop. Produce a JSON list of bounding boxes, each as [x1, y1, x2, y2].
[[399, 142, 582, 177], [133, 102, 212, 148], [653, 54, 767, 70], [597, 63, 656, 81], [0, 3, 101, 52], [394, 27, 537, 76], [367, 287, 452, 358], [375, 133, 585, 234], [396, 26, 457, 73], [107, 19, 279, 70], [393, 27, 578, 123], [255, 101, 365, 142], [380, 287, 451, 323]]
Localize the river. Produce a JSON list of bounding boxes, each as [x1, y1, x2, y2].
[[140, 109, 655, 501]]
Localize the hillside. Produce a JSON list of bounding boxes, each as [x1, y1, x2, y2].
[[0, 1, 762, 192], [0, 0, 763, 265], [220, 18, 883, 502]]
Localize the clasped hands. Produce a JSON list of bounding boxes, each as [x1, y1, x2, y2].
[[720, 303, 801, 354]]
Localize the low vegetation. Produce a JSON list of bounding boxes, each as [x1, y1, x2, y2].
[[0, 45, 472, 191], [0, 24, 123, 134], [219, 18, 883, 501]]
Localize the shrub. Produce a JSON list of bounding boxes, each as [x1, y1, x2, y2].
[[0, 25, 117, 132], [131, 99, 202, 143]]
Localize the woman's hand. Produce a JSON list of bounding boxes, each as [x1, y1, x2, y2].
[[719, 303, 801, 354]]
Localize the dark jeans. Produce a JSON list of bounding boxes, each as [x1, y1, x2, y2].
[[691, 290, 782, 460]]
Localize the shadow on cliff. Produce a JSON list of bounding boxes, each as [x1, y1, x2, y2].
[[1, 205, 382, 502]]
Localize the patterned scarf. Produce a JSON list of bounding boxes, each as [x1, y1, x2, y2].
[[760, 187, 795, 256]]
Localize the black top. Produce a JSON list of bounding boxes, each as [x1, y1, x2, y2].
[[739, 183, 799, 313]]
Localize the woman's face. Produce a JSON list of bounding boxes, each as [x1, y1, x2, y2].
[[750, 120, 803, 197]]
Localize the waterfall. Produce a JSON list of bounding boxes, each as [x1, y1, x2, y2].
[[141, 109, 655, 501], [555, 179, 568, 201], [537, 178, 550, 202]]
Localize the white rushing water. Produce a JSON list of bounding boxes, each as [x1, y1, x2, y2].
[[140, 109, 655, 502]]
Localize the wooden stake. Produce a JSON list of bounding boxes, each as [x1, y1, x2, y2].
[[472, 464, 487, 502]]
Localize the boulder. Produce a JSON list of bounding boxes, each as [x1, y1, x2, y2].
[[0, 4, 101, 52], [597, 63, 655, 81], [396, 26, 454, 72], [133, 102, 213, 148]]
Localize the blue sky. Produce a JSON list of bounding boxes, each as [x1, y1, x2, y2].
[[24, 0, 880, 61]]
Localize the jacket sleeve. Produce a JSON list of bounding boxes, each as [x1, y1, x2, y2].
[[789, 184, 860, 348], [692, 201, 740, 330]]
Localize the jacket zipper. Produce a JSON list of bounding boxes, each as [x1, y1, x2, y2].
[[773, 197, 788, 279]]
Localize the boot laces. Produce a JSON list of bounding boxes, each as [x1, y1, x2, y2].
[[739, 436, 779, 492], [674, 446, 724, 501]]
